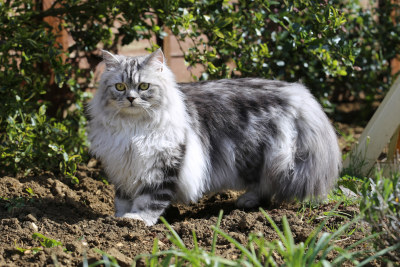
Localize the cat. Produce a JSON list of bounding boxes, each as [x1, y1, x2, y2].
[[87, 49, 341, 226]]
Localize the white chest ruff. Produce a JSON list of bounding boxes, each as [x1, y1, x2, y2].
[[89, 116, 210, 203], [92, 125, 172, 190]]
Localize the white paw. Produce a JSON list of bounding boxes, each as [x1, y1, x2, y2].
[[119, 212, 158, 226], [121, 212, 144, 221], [236, 193, 260, 209]]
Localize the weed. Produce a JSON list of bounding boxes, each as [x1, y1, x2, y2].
[[25, 187, 36, 197], [3, 196, 35, 214], [296, 201, 324, 224], [15, 243, 43, 255], [83, 249, 120, 267], [15, 233, 66, 256], [360, 171, 400, 262], [32, 232, 64, 249]]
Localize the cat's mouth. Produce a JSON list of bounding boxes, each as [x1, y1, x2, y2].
[[119, 103, 149, 115], [123, 100, 138, 108]]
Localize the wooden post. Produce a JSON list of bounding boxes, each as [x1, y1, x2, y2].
[[343, 76, 400, 175], [388, 125, 400, 161]]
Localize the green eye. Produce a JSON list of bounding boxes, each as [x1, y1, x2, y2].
[[139, 83, 150, 90], [115, 83, 126, 91]]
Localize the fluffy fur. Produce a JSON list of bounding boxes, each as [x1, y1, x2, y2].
[[87, 49, 341, 226]]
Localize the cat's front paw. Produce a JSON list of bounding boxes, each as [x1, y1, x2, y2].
[[121, 212, 144, 221], [118, 212, 157, 226]]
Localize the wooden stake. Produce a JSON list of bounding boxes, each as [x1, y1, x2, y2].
[[343, 76, 400, 175]]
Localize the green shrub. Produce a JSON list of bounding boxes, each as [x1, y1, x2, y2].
[[164, 0, 400, 108], [360, 172, 400, 262], [331, 0, 400, 103], [165, 0, 355, 98], [0, 1, 88, 179], [1, 0, 398, 178]]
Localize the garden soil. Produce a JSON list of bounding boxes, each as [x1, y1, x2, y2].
[[0, 124, 379, 266]]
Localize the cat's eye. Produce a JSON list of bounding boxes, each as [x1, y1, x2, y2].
[[115, 83, 127, 91], [139, 83, 150, 90]]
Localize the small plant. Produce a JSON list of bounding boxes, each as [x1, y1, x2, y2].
[[25, 187, 36, 197], [32, 232, 64, 249], [360, 171, 400, 262], [1, 104, 83, 183], [83, 249, 123, 267], [15, 232, 65, 255], [15, 243, 43, 255], [3, 196, 30, 214], [1, 187, 39, 214]]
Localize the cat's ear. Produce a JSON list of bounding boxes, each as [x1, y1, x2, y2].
[[102, 50, 120, 69], [146, 48, 165, 72]]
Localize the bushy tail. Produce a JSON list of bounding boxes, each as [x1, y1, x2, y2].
[[272, 86, 342, 201]]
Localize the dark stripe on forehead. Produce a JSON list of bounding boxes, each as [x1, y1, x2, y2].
[[130, 59, 138, 70], [126, 59, 138, 84], [126, 66, 132, 84], [129, 62, 135, 84]]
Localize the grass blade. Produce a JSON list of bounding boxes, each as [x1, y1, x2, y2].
[[192, 229, 199, 252], [356, 243, 400, 267], [211, 210, 223, 255], [212, 226, 262, 267], [282, 216, 295, 254], [150, 238, 159, 267], [259, 208, 288, 248], [159, 216, 186, 249]]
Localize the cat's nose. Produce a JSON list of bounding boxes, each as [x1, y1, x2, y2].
[[126, 97, 135, 103]]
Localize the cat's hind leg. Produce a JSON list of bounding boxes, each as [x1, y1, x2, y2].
[[236, 181, 273, 209], [236, 190, 260, 208]]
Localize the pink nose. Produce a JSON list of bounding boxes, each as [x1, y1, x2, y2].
[[127, 97, 135, 103]]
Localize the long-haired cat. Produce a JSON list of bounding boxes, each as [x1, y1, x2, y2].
[[87, 49, 341, 226]]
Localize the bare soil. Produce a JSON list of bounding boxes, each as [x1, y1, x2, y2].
[[0, 161, 380, 267]]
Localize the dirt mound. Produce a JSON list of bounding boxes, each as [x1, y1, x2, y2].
[[0, 166, 369, 266]]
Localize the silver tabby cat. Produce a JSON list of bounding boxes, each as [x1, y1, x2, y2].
[[88, 49, 341, 226]]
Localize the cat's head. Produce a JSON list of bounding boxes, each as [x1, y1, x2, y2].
[[94, 49, 176, 118]]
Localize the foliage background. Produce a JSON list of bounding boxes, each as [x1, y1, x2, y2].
[[0, 0, 399, 177]]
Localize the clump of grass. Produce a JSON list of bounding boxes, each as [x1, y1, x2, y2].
[[360, 171, 400, 262], [127, 209, 396, 267]]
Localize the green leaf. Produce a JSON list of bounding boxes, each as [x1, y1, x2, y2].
[[38, 105, 46, 116], [213, 30, 224, 39], [49, 144, 58, 151], [269, 14, 280, 23], [337, 69, 347, 76]]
